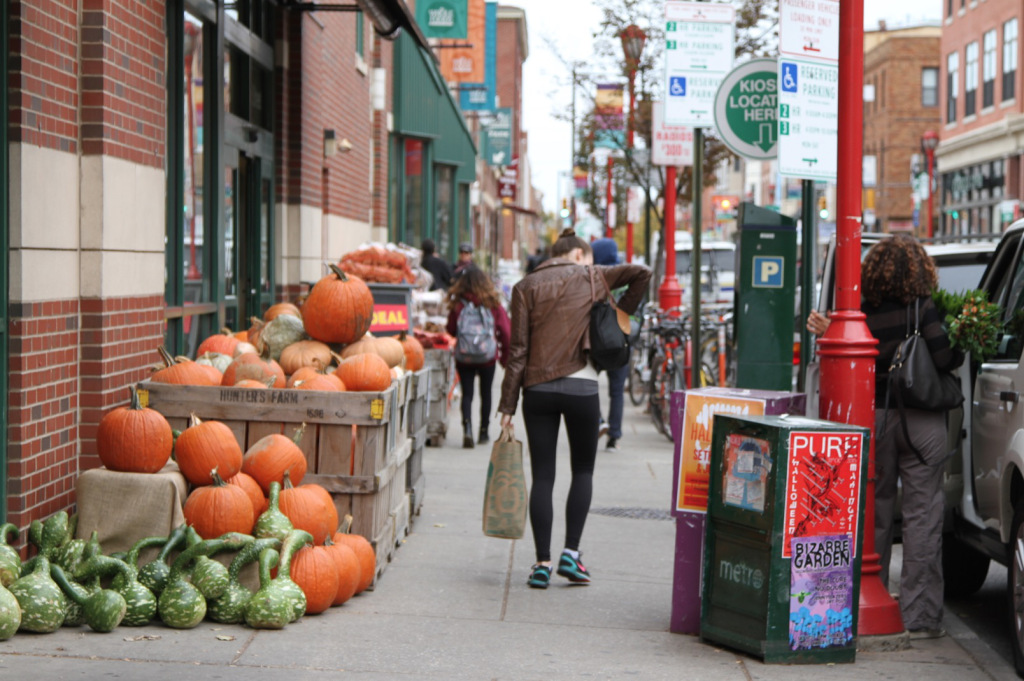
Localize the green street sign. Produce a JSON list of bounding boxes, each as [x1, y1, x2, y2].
[[713, 58, 778, 160]]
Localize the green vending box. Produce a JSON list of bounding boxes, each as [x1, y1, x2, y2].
[[700, 414, 868, 664], [734, 203, 797, 391]]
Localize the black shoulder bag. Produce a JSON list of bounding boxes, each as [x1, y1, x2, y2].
[[883, 298, 963, 462], [588, 266, 630, 372]]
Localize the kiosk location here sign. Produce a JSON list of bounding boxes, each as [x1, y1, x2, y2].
[[712, 59, 778, 160], [663, 1, 735, 127]]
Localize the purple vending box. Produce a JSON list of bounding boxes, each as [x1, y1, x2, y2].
[[669, 387, 806, 634]]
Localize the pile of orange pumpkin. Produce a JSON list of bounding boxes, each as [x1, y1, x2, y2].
[[150, 264, 426, 392]]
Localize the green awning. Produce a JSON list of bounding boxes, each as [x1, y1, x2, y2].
[[393, 31, 477, 185]]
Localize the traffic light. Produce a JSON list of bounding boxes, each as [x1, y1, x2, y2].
[[559, 198, 570, 219], [818, 196, 829, 220], [719, 198, 731, 212]]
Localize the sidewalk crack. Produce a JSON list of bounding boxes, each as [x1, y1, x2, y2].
[[500, 540, 515, 621]]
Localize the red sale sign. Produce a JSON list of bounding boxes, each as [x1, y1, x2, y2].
[[782, 431, 864, 559]]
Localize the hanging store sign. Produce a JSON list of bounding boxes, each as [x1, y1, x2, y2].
[[651, 101, 694, 166], [497, 158, 518, 202], [482, 108, 513, 166], [439, 0, 485, 83], [663, 1, 736, 127], [459, 2, 497, 110], [594, 83, 625, 149], [416, 0, 469, 39]]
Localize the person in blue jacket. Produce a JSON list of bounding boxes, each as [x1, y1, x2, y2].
[[590, 238, 627, 451]]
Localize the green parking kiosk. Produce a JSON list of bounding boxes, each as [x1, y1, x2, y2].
[[734, 203, 797, 390], [700, 414, 868, 664]]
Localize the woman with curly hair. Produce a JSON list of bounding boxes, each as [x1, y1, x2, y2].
[[809, 234, 960, 639], [446, 266, 510, 448]]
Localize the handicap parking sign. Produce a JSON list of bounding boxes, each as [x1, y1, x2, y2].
[[669, 76, 686, 97], [752, 256, 785, 288], [781, 62, 798, 93]]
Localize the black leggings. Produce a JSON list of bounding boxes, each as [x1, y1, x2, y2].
[[522, 389, 600, 562], [457, 363, 495, 426]]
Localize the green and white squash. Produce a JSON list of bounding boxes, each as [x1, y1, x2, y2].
[[0, 523, 21, 587], [8, 555, 65, 633], [207, 537, 280, 624], [50, 563, 126, 633], [183, 526, 232, 601], [0, 579, 20, 640], [77, 552, 159, 627], [244, 548, 289, 629], [275, 529, 312, 622], [53, 529, 100, 576], [138, 524, 188, 596], [37, 511, 70, 559], [253, 481, 293, 542], [157, 532, 253, 629]]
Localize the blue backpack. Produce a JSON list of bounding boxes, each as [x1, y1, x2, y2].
[[455, 301, 497, 364]]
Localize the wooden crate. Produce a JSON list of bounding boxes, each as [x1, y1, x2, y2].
[[406, 368, 429, 520], [424, 348, 455, 446], [137, 379, 408, 558]]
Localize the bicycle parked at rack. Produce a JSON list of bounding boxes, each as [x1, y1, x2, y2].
[[644, 309, 717, 441]]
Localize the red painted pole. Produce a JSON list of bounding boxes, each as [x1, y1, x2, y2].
[[606, 155, 614, 238], [658, 165, 682, 311], [926, 147, 935, 239], [816, 0, 903, 636], [625, 70, 636, 263]]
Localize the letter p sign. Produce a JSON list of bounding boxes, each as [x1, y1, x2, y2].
[[752, 256, 784, 288]]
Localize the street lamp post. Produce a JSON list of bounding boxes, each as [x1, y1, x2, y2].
[[620, 24, 647, 263], [921, 130, 939, 240]]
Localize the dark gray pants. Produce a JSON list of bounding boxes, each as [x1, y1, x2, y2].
[[874, 407, 947, 631]]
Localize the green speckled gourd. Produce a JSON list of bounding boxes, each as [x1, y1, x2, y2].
[[243, 548, 290, 629], [207, 537, 280, 624], [8, 555, 65, 633], [157, 532, 253, 629], [53, 529, 100, 576], [50, 563, 126, 633], [183, 526, 235, 600], [138, 524, 188, 596], [36, 511, 71, 559], [258, 529, 312, 624], [0, 523, 21, 587], [113, 535, 168, 590], [253, 481, 293, 542], [77, 554, 158, 627], [0, 580, 20, 640]]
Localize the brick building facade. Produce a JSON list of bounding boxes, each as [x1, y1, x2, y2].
[[862, 25, 943, 235]]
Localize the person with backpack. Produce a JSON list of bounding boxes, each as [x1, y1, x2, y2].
[[498, 228, 650, 589], [447, 265, 510, 448]]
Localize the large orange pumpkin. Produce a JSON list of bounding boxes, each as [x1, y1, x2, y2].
[[397, 331, 425, 371], [221, 344, 286, 388], [196, 328, 241, 358], [177, 355, 223, 384], [289, 544, 340, 615], [96, 385, 174, 473], [278, 340, 333, 375], [334, 353, 392, 392], [324, 536, 361, 606], [278, 471, 338, 545], [174, 413, 244, 486], [332, 515, 376, 594], [340, 334, 405, 368], [241, 425, 309, 494], [227, 471, 268, 516], [183, 467, 256, 539], [302, 265, 374, 344], [294, 374, 344, 392], [151, 347, 219, 386]]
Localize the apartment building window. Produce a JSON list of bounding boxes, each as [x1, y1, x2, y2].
[[947, 0, 953, 18], [1006, 18, 1019, 101], [922, 67, 938, 106], [947, 51, 959, 122], [356, 10, 365, 57], [983, 29, 996, 108], [965, 41, 978, 116]]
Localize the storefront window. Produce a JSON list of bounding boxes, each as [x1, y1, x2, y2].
[[184, 14, 205, 288], [458, 184, 471, 250], [404, 139, 425, 245]]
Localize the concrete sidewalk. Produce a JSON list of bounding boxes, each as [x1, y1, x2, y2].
[[0, 371, 1017, 680]]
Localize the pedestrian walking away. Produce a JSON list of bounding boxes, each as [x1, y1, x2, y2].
[[420, 238, 453, 291], [447, 266, 510, 448], [499, 228, 650, 589], [590, 237, 627, 452]]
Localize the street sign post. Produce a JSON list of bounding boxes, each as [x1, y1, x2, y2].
[[663, 1, 736, 127], [651, 101, 694, 166], [777, 0, 839, 180], [712, 59, 778, 160]]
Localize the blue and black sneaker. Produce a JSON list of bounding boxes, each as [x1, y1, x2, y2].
[[527, 564, 551, 589], [557, 550, 591, 584]]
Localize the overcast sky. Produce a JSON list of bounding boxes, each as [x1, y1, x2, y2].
[[512, 0, 944, 212]]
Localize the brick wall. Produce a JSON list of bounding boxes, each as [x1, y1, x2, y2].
[[6, 301, 81, 532]]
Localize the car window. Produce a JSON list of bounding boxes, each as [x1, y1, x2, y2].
[[935, 261, 990, 293], [983, 232, 1024, 361]]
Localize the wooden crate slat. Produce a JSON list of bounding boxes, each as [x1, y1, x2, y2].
[[316, 424, 353, 475], [138, 381, 395, 425], [223, 421, 248, 449], [246, 420, 285, 449], [305, 473, 377, 494], [355, 424, 388, 476]]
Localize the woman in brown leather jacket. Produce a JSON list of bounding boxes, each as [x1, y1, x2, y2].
[[498, 228, 650, 588]]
